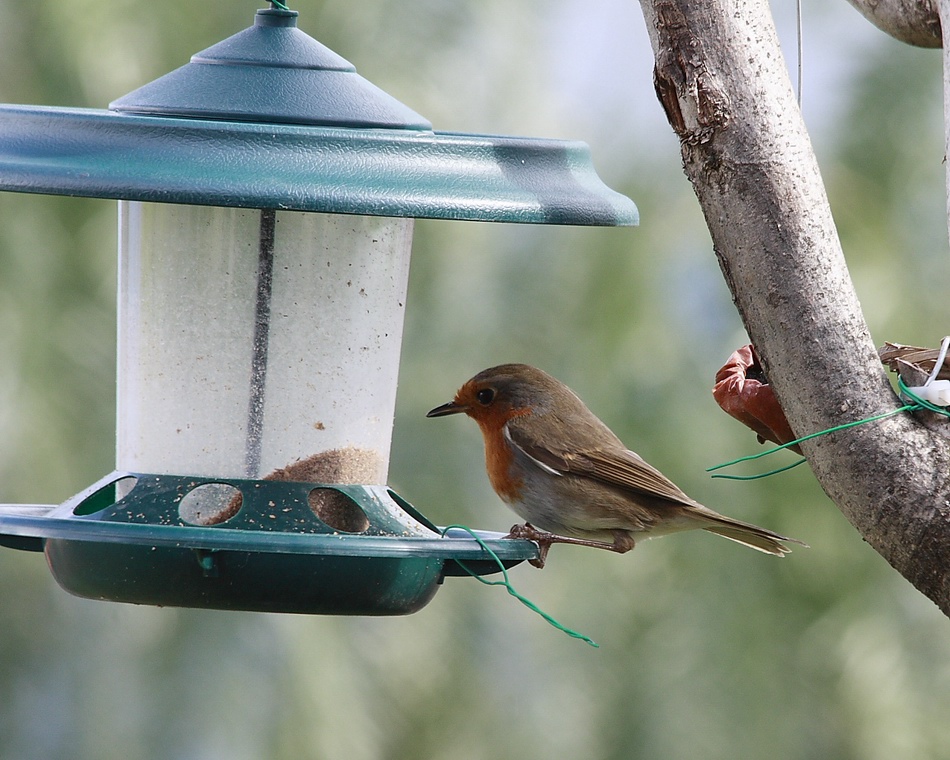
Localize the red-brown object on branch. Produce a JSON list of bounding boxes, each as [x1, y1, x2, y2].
[[713, 345, 801, 454]]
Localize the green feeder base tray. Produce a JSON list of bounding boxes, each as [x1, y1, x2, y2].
[[0, 472, 538, 615]]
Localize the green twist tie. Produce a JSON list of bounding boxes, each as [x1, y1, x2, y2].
[[442, 524, 599, 649]]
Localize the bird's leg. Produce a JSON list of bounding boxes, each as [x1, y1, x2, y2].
[[505, 524, 635, 568]]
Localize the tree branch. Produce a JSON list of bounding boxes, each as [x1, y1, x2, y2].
[[845, 0, 941, 48], [638, 0, 950, 615]]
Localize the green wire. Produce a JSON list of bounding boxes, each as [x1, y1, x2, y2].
[[442, 524, 599, 648], [709, 456, 808, 481], [269, 0, 290, 10], [707, 379, 949, 480]]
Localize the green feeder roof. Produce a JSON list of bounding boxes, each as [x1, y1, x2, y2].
[[0, 7, 638, 225]]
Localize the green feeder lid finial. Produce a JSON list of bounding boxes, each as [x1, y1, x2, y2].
[[110, 6, 433, 130]]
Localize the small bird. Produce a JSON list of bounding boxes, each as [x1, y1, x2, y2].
[[427, 363, 804, 567]]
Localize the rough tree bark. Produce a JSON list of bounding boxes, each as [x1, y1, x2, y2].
[[636, 0, 950, 616], [845, 0, 940, 47]]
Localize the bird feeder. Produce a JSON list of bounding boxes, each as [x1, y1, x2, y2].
[[0, 5, 638, 615]]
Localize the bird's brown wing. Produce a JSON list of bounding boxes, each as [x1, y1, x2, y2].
[[507, 425, 696, 507], [569, 449, 697, 505]]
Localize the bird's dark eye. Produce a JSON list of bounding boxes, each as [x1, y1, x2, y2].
[[476, 388, 495, 405]]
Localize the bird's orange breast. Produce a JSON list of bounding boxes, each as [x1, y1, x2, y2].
[[471, 406, 531, 503]]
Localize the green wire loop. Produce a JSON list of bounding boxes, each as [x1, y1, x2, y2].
[[709, 377, 949, 480], [442, 524, 599, 648], [269, 0, 290, 10]]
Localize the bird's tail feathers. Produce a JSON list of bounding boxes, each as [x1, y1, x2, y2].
[[701, 517, 807, 557]]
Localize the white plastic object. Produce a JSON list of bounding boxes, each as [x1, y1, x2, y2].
[[116, 201, 413, 482], [906, 380, 950, 407]]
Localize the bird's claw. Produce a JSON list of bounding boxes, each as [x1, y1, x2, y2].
[[505, 523, 554, 568]]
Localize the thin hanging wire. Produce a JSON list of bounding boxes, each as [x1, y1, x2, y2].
[[796, 0, 803, 106]]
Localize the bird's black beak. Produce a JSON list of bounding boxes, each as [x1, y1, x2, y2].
[[426, 401, 467, 418]]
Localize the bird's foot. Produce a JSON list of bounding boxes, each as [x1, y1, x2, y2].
[[505, 523, 555, 568], [504, 524, 635, 569]]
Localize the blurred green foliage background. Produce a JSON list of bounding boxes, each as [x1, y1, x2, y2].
[[2, 0, 950, 758]]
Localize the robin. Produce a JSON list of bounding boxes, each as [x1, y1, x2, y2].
[[427, 363, 805, 567]]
